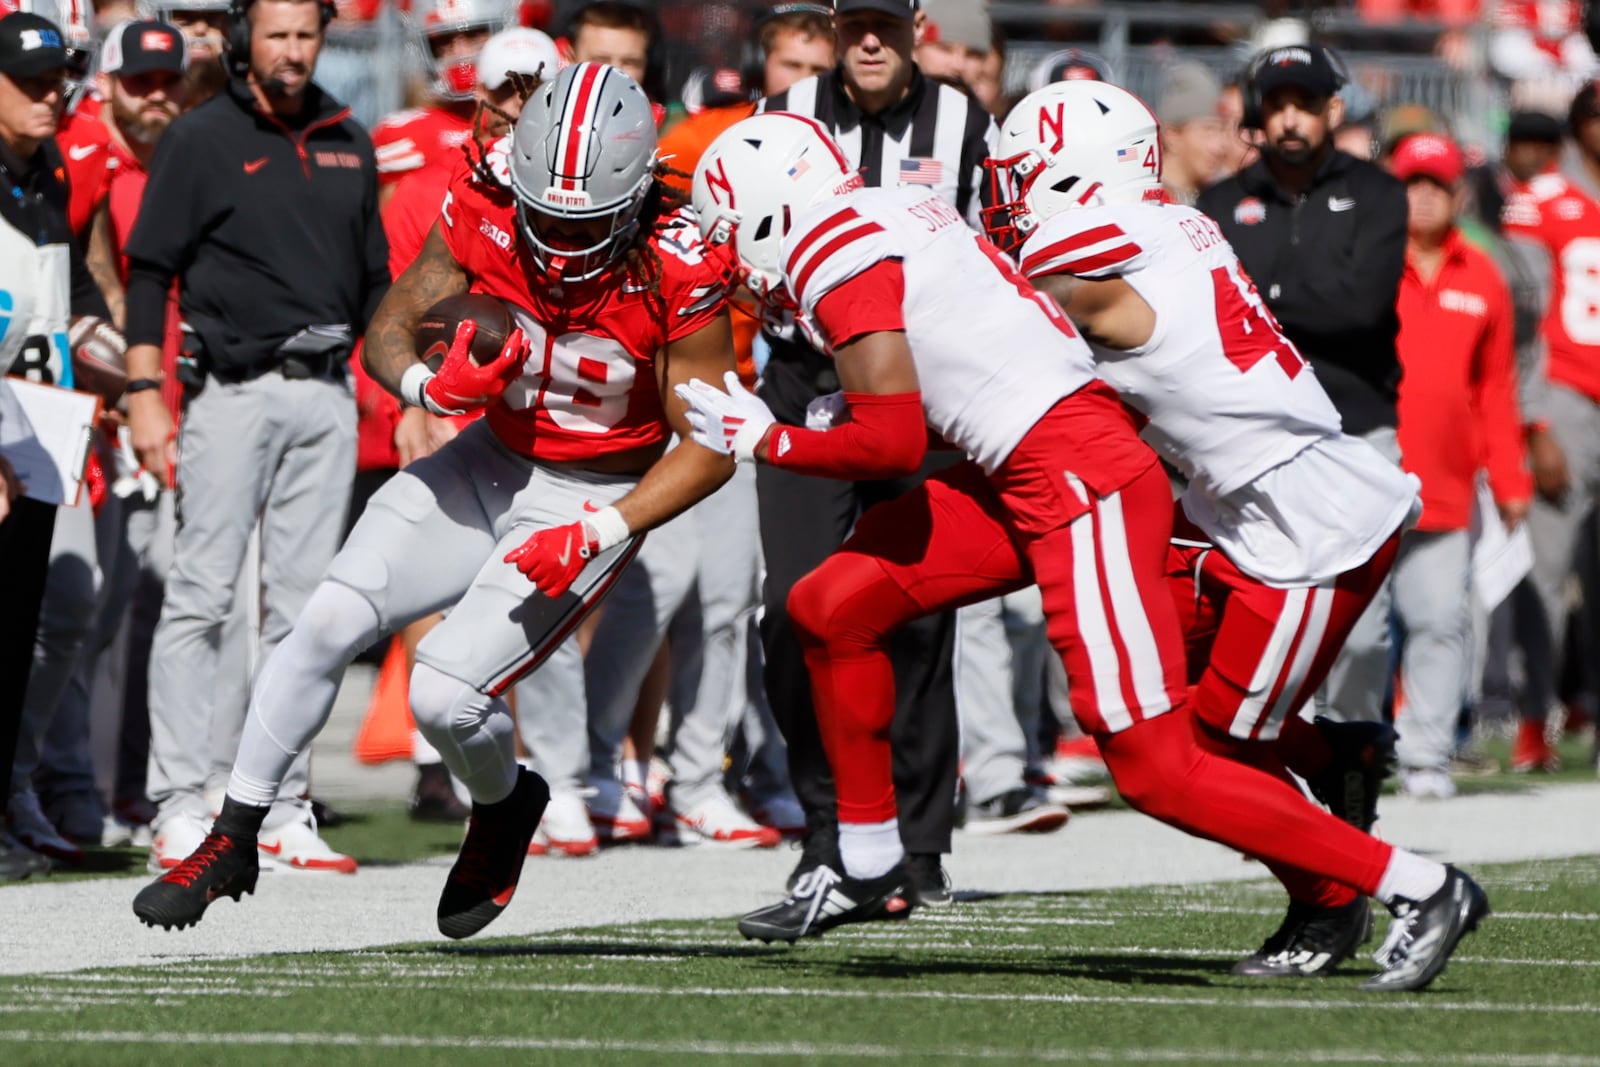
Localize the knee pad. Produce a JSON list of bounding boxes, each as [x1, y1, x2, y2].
[[325, 546, 395, 628], [287, 579, 384, 667], [409, 661, 484, 742]]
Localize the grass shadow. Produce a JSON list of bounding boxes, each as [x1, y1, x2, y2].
[[419, 940, 786, 961]]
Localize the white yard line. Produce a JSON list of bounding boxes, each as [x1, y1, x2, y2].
[[2, 781, 1597, 977]]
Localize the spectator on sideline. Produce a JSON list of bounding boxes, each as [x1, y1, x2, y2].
[[1198, 44, 1408, 729], [1157, 61, 1227, 206], [123, 0, 387, 874], [1388, 132, 1530, 798], [0, 9, 114, 875], [567, 0, 661, 111], [146, 0, 232, 106]]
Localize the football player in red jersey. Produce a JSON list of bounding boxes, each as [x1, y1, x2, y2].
[[678, 111, 1486, 993], [133, 63, 740, 939], [371, 0, 512, 201]]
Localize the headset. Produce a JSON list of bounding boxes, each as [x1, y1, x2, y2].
[[226, 0, 337, 79], [740, 1, 833, 99], [1239, 41, 1349, 130]]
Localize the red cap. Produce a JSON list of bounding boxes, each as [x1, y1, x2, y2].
[[1390, 132, 1464, 187]]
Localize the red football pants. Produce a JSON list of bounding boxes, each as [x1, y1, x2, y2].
[[1170, 532, 1403, 742]]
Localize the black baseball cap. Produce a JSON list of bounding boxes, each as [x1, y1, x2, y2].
[[0, 12, 69, 79], [1248, 44, 1344, 101], [1508, 109, 1564, 145], [833, 0, 920, 20], [101, 21, 189, 77]]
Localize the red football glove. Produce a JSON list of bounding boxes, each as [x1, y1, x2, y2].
[[423, 321, 529, 415], [503, 519, 600, 597]]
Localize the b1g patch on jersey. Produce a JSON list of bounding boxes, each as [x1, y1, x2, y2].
[[1234, 197, 1266, 226]]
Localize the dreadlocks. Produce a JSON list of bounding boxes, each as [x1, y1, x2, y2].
[[459, 72, 695, 299]]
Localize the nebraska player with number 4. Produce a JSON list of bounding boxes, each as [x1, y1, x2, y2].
[[988, 81, 1487, 990], [678, 112, 1483, 992], [132, 64, 737, 940]]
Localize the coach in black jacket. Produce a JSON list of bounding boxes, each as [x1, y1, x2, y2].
[[1197, 44, 1407, 438]]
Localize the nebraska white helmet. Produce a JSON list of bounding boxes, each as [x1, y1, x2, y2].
[[508, 61, 658, 284], [413, 0, 514, 102], [984, 81, 1164, 251], [691, 111, 861, 312]]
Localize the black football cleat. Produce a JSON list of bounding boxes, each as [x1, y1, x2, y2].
[[437, 768, 550, 940], [1362, 866, 1490, 992], [1307, 717, 1397, 832], [739, 863, 915, 943], [906, 852, 953, 907], [786, 818, 842, 893], [1232, 895, 1371, 978], [132, 831, 260, 931]]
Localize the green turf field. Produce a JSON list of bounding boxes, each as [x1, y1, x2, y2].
[[2, 854, 1595, 1066]]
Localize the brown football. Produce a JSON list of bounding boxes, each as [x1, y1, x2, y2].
[[414, 293, 516, 371], [69, 316, 129, 406]]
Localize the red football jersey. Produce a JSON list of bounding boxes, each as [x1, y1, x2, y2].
[[437, 145, 728, 463], [56, 107, 116, 240], [1502, 170, 1600, 403], [371, 105, 474, 187]]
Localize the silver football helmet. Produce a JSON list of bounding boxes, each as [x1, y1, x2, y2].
[[508, 61, 658, 285], [412, 0, 514, 102]]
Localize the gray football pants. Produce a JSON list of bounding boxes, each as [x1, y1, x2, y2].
[[1314, 426, 1401, 724], [956, 589, 1045, 806], [1522, 383, 1600, 720], [1391, 528, 1472, 771], [146, 373, 356, 830]]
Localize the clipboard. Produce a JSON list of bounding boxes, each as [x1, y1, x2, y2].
[[0, 378, 102, 508]]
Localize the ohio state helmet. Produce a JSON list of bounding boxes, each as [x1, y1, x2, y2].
[[413, 0, 513, 102], [691, 112, 862, 315], [984, 81, 1164, 251], [12, 0, 94, 98], [508, 61, 657, 284]]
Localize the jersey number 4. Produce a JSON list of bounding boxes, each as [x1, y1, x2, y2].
[[1211, 262, 1305, 379]]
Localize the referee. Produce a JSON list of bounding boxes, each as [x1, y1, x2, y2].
[[755, 0, 995, 901], [122, 0, 388, 870]]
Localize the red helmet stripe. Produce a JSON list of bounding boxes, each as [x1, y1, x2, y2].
[[779, 111, 851, 173], [558, 63, 607, 192]]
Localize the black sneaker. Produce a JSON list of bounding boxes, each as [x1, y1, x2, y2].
[[964, 787, 1070, 836], [786, 819, 842, 893], [1361, 866, 1490, 992], [410, 762, 471, 823], [436, 768, 550, 940], [739, 863, 915, 943], [132, 831, 260, 931], [906, 852, 953, 907], [1232, 895, 1371, 978], [1306, 717, 1397, 832]]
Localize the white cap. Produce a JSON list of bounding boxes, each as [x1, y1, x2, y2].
[[477, 27, 559, 91]]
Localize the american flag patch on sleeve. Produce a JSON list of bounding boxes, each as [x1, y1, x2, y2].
[[898, 157, 944, 185]]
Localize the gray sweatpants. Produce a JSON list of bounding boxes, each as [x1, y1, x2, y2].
[[1391, 528, 1472, 771], [146, 372, 356, 830], [1523, 382, 1600, 719], [955, 593, 1038, 806], [1315, 426, 1401, 724]]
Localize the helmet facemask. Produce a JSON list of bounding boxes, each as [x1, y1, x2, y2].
[[513, 180, 651, 285]]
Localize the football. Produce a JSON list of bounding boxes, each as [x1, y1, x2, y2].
[[414, 293, 516, 371], [68, 316, 129, 406]]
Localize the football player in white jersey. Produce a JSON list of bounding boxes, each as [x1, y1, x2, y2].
[[987, 81, 1487, 988], [676, 111, 1484, 992]]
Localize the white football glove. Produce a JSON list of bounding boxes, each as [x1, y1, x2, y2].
[[673, 370, 776, 463], [804, 390, 848, 431]]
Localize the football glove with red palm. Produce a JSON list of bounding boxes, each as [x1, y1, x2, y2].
[[401, 320, 529, 416]]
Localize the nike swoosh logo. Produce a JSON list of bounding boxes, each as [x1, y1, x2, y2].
[[244, 157, 270, 175], [67, 143, 99, 161], [258, 841, 282, 854], [1328, 196, 1356, 212], [556, 531, 573, 568], [582, 499, 600, 513]]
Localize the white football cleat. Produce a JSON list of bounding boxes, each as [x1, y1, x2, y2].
[[674, 789, 781, 849], [529, 791, 599, 857], [147, 810, 212, 875], [257, 817, 357, 874], [584, 775, 652, 844]]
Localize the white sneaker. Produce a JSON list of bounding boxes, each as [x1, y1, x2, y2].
[[747, 791, 806, 837], [674, 788, 781, 849], [584, 774, 652, 844], [529, 791, 599, 857], [148, 810, 212, 874], [1044, 783, 1113, 809], [1398, 766, 1458, 800], [0, 832, 52, 882], [7, 789, 83, 865], [257, 817, 358, 873]]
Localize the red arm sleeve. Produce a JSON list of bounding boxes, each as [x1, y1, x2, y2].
[[1475, 276, 1533, 505], [766, 390, 927, 480]]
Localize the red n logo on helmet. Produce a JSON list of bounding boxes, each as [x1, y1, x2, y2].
[[704, 158, 736, 209], [1037, 103, 1067, 154]]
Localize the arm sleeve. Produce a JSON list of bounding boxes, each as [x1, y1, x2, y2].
[[1269, 174, 1407, 339], [122, 125, 204, 276], [766, 389, 927, 480], [124, 260, 174, 349], [809, 259, 906, 348], [1475, 277, 1534, 504]]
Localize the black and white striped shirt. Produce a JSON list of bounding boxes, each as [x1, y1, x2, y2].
[[756, 67, 998, 415]]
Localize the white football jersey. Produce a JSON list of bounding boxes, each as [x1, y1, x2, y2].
[[1019, 202, 1416, 585], [783, 186, 1096, 473]]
